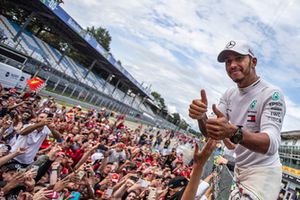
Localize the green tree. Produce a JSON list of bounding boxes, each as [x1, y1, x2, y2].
[[151, 91, 166, 109], [151, 92, 191, 130], [1, 1, 29, 25], [172, 113, 181, 124], [86, 26, 111, 52], [178, 118, 189, 130], [189, 128, 201, 136]]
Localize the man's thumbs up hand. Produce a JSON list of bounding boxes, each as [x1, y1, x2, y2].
[[212, 104, 225, 118], [200, 89, 208, 106], [189, 89, 208, 120], [207, 104, 237, 140]]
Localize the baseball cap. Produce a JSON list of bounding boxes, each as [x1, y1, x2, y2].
[[40, 139, 52, 149], [217, 40, 255, 62], [168, 176, 188, 188], [0, 162, 23, 173], [91, 152, 104, 163]]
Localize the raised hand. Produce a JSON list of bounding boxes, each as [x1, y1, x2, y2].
[[15, 147, 28, 155], [193, 139, 216, 167], [33, 188, 54, 200], [53, 179, 69, 192], [51, 161, 60, 170], [189, 89, 208, 120], [24, 176, 36, 191], [48, 144, 62, 161], [17, 190, 33, 200]]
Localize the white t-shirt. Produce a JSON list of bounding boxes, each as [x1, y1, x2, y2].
[[195, 181, 210, 199], [218, 78, 286, 168], [108, 149, 126, 164], [11, 124, 51, 164], [199, 196, 208, 200]]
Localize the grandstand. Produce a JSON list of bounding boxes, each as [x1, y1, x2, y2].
[[0, 0, 177, 129], [279, 130, 300, 199]]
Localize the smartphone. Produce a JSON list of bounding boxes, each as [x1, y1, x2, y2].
[[104, 188, 113, 198], [139, 179, 150, 188], [129, 176, 139, 182], [148, 187, 156, 200], [45, 191, 59, 199], [77, 171, 85, 180]]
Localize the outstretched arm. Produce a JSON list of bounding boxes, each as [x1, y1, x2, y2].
[[19, 122, 45, 135], [181, 139, 216, 200]]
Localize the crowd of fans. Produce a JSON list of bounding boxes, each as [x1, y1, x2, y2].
[[0, 84, 219, 200]]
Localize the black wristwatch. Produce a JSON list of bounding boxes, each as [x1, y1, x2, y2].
[[230, 125, 243, 144]]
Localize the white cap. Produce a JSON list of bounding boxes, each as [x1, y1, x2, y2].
[[217, 40, 255, 62], [91, 152, 104, 163]]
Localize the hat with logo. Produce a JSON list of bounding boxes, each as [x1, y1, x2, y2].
[[217, 40, 255, 62], [0, 162, 23, 173]]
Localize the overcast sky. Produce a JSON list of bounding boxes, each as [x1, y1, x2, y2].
[[61, 0, 300, 131]]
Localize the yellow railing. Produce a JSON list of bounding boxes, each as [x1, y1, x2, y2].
[[282, 165, 300, 176]]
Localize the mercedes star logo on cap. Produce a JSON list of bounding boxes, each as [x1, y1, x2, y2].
[[226, 41, 236, 49]]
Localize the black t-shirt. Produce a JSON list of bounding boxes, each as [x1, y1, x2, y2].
[[0, 107, 8, 117], [4, 185, 25, 200], [165, 153, 176, 168]]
